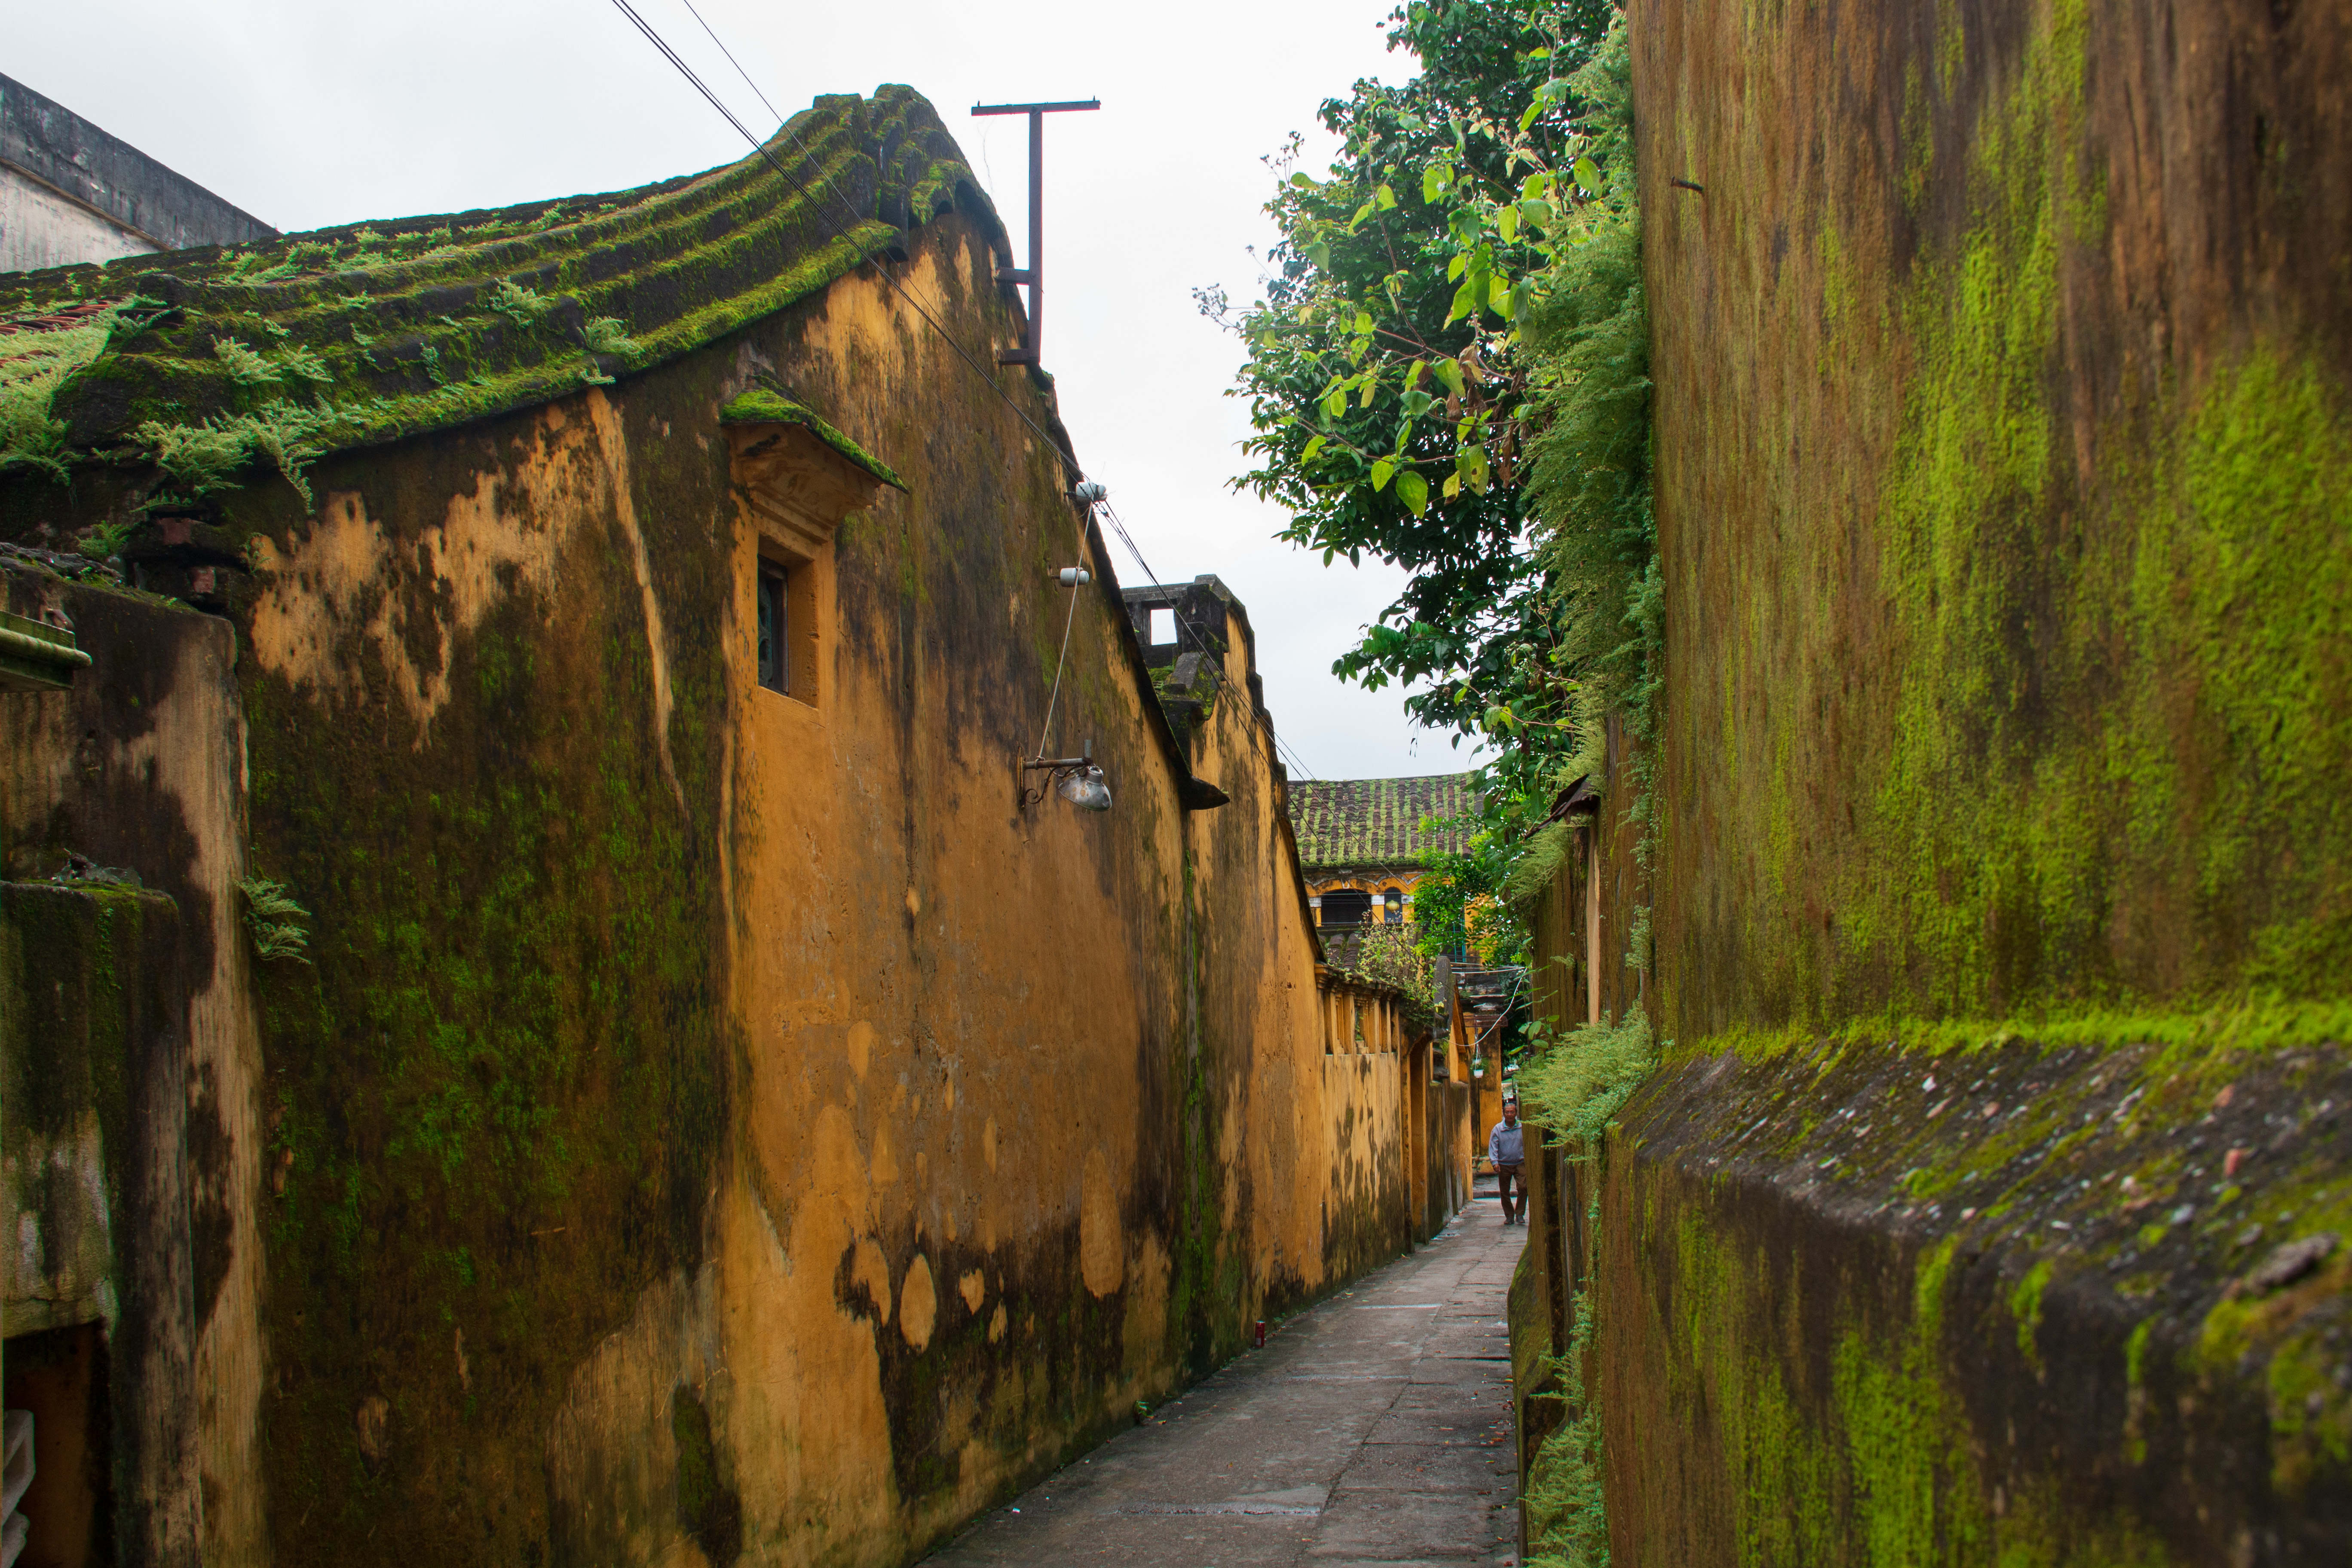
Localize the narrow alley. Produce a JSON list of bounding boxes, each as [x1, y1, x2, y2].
[[924, 1197, 1525, 1568]]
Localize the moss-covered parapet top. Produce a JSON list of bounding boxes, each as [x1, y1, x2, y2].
[[720, 386, 907, 491], [1619, 1026, 2352, 1553], [0, 85, 1002, 477]]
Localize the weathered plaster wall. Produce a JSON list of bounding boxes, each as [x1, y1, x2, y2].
[[0, 70, 275, 270], [0, 883, 202, 1566], [1532, 0, 2352, 1558], [0, 165, 159, 274], [3, 204, 1417, 1563], [1587, 1033, 2352, 1564], [0, 576, 263, 1562], [1638, 0, 2351, 1035]]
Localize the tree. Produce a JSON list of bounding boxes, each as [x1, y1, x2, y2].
[[1215, 5, 1659, 971], [1202, 2, 1612, 730], [1203, 0, 1632, 835]]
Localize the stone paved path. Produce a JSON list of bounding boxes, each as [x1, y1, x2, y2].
[[923, 1204, 1525, 1567]]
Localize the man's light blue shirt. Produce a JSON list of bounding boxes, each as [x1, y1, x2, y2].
[[1488, 1118, 1525, 1166]]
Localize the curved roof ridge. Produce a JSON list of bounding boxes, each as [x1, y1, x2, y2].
[[0, 85, 1006, 479]]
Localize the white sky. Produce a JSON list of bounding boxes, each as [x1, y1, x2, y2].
[[12, 0, 1491, 780]]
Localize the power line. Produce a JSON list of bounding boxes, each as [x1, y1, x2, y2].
[[673, 0, 780, 123], [609, 0, 1124, 767], [608, 1, 1350, 804], [601, 0, 1084, 490], [1099, 498, 1318, 783]]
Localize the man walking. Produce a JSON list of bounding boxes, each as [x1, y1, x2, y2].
[[1488, 1101, 1525, 1225]]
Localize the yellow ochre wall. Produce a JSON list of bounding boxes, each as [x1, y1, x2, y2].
[[1, 209, 1433, 1568]]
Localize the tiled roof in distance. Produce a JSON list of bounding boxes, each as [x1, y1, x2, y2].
[[1287, 773, 1475, 870]]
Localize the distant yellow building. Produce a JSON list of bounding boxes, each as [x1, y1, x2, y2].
[[1286, 773, 1474, 968]]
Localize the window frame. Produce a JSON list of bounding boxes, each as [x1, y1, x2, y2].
[[756, 560, 789, 695]]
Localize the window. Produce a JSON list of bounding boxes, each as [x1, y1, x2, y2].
[[1322, 889, 1372, 928], [756, 564, 788, 694], [1149, 606, 1176, 645], [1383, 890, 1404, 924]]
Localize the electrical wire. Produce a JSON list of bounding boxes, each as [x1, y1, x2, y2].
[[609, 0, 1384, 811], [610, 0, 1127, 777], [1035, 579, 1081, 760], [601, 0, 1085, 490], [1097, 498, 1319, 782], [673, 0, 781, 123]]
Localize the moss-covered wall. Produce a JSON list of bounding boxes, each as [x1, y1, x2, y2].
[[1637, 0, 2352, 1036], [5, 198, 1414, 1563], [1510, 0, 2352, 1558], [0, 570, 262, 1561], [0, 882, 201, 1565], [1589, 1033, 2352, 1562]]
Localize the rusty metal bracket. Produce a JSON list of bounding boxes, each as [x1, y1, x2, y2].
[[1020, 749, 1094, 811]]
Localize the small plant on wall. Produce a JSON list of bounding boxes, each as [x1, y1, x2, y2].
[[239, 875, 313, 964]]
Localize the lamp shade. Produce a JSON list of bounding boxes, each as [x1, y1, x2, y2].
[[1057, 765, 1112, 812]]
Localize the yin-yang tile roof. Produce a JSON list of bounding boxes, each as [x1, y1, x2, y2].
[[1287, 773, 1476, 870], [0, 85, 1004, 472]]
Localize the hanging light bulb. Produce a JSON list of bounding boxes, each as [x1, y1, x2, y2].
[[1057, 764, 1112, 812]]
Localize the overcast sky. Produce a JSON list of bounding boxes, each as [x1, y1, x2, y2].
[[13, 0, 1490, 781]]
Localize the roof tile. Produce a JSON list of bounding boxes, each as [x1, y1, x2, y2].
[[1287, 773, 1475, 869]]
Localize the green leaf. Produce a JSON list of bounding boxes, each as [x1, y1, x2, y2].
[[1574, 155, 1602, 195], [1459, 444, 1491, 493], [1358, 373, 1378, 408], [1351, 202, 1375, 230], [1301, 435, 1328, 463], [1403, 360, 1427, 391], [1488, 273, 1513, 318], [1498, 203, 1520, 242], [1396, 469, 1428, 515], [1432, 358, 1466, 398], [1324, 389, 1349, 419], [1447, 252, 1468, 282], [1447, 277, 1477, 325], [1422, 163, 1448, 204], [1375, 183, 1398, 211], [1290, 172, 1315, 189], [1305, 240, 1331, 271], [1519, 100, 1543, 132], [1370, 458, 1396, 491]]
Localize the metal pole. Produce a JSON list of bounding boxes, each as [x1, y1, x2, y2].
[[970, 98, 1099, 368], [1027, 107, 1044, 365]]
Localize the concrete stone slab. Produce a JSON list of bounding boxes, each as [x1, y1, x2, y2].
[[1306, 1487, 1518, 1560], [922, 1219, 1528, 1568], [1329, 1441, 1515, 1494]]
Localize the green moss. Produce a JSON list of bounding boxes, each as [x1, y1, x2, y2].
[[2008, 1258, 2052, 1372], [0, 87, 994, 503], [2265, 1322, 2352, 1495], [2122, 1317, 2154, 1464], [1681, 997, 2352, 1071], [1665, 0, 2352, 1044], [671, 1386, 743, 1566], [718, 386, 908, 491]]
